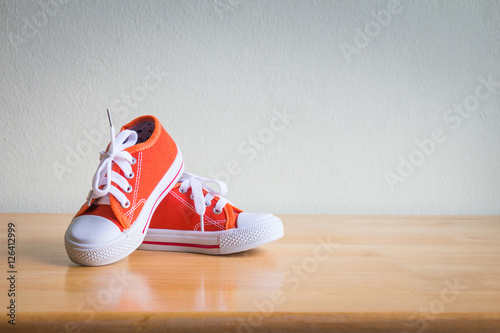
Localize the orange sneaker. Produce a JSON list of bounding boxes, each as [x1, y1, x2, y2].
[[138, 173, 284, 255], [65, 110, 184, 266]]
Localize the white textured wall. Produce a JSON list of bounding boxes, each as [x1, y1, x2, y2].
[[1, 0, 499, 215]]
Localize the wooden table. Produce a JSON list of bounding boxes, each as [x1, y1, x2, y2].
[[0, 214, 499, 332]]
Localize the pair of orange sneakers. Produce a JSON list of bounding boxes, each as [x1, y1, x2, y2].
[[64, 111, 284, 266]]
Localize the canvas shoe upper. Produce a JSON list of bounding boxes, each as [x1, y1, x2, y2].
[[65, 111, 184, 266], [138, 172, 284, 255]]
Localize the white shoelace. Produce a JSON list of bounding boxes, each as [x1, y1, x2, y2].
[[86, 110, 137, 208], [178, 173, 230, 232]]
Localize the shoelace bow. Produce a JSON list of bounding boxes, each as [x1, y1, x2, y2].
[[178, 173, 230, 232], [86, 110, 137, 208]]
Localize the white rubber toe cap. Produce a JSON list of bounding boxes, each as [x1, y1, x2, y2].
[[66, 215, 122, 245], [237, 212, 275, 229]]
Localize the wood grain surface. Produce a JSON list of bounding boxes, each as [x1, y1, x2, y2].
[[0, 213, 499, 332]]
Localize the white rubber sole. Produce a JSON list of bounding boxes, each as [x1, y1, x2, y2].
[[138, 215, 284, 255], [65, 150, 184, 266]]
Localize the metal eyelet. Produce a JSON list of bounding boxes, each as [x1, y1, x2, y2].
[[126, 172, 134, 179], [179, 187, 187, 193], [205, 201, 211, 207], [213, 207, 222, 214], [131, 157, 137, 165], [122, 200, 130, 208], [190, 194, 194, 200], [125, 185, 132, 193]]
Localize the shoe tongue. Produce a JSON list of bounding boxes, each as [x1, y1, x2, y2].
[[81, 203, 123, 231], [95, 194, 111, 205]]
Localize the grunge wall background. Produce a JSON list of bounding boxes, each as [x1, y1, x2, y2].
[[1, 0, 499, 214]]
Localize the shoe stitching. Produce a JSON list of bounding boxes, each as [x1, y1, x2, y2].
[[125, 199, 146, 218], [126, 151, 142, 220], [133, 152, 142, 211], [171, 191, 226, 231], [194, 219, 225, 231]]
